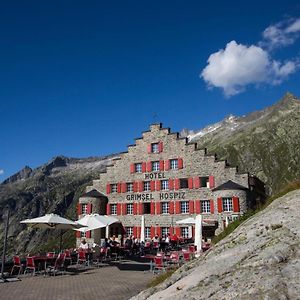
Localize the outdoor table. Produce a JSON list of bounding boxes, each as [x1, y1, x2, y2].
[[33, 256, 57, 275]]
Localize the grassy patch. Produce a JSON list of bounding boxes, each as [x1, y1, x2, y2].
[[212, 180, 300, 245], [147, 268, 178, 288]]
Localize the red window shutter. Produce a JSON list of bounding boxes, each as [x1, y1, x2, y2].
[[209, 176, 215, 189], [87, 203, 92, 214], [175, 227, 181, 237], [86, 231, 91, 238], [117, 183, 121, 193], [169, 202, 174, 214], [158, 142, 163, 153], [142, 162, 146, 173], [106, 203, 110, 215], [122, 203, 127, 215], [77, 203, 81, 215], [138, 181, 144, 192], [175, 201, 181, 214], [233, 196, 240, 212], [133, 182, 138, 192], [133, 203, 138, 215], [121, 182, 127, 193], [195, 200, 201, 214], [174, 178, 180, 190], [210, 199, 215, 214], [194, 177, 200, 189], [189, 200, 194, 213], [146, 161, 152, 172], [217, 198, 223, 213], [130, 164, 135, 174], [106, 184, 111, 194], [147, 144, 152, 154], [133, 227, 137, 237], [178, 158, 183, 169], [139, 202, 144, 214], [150, 181, 155, 191], [150, 202, 155, 215], [136, 226, 141, 238], [155, 180, 161, 191], [169, 227, 174, 236], [188, 178, 194, 189], [76, 231, 81, 238], [169, 179, 174, 190], [165, 160, 170, 170], [150, 226, 155, 238], [156, 202, 161, 214], [117, 203, 121, 215], [159, 160, 164, 171], [156, 227, 161, 237]]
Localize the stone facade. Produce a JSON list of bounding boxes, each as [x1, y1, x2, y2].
[[77, 123, 265, 245]]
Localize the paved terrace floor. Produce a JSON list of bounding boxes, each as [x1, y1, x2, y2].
[[0, 260, 153, 300]]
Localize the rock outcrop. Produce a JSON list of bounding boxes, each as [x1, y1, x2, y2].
[[132, 189, 300, 299]]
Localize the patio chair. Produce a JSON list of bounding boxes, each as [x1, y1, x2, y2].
[[188, 245, 196, 258], [24, 256, 36, 276], [46, 253, 66, 276], [182, 251, 191, 262], [10, 255, 23, 277], [64, 249, 73, 265], [153, 256, 166, 274], [168, 252, 180, 268], [77, 250, 88, 266], [46, 252, 55, 258]]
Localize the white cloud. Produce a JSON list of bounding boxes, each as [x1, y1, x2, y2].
[[0, 169, 4, 175], [201, 41, 297, 96], [262, 18, 300, 49]]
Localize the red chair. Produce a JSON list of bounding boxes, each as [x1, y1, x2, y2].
[[46, 252, 55, 258], [24, 257, 36, 276], [168, 252, 180, 267], [188, 245, 196, 258], [10, 255, 23, 277], [183, 251, 191, 262], [77, 250, 87, 266], [153, 256, 166, 274], [46, 253, 66, 276], [64, 249, 73, 265]]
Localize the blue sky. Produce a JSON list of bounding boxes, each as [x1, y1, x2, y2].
[[1, 1, 300, 180]]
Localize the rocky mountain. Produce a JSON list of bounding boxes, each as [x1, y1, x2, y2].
[[182, 92, 300, 194], [132, 188, 300, 300], [0, 155, 117, 255]]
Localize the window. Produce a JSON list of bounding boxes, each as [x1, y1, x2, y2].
[[222, 197, 233, 212], [181, 227, 189, 238], [110, 204, 117, 215], [143, 203, 151, 214], [80, 231, 86, 238], [126, 227, 133, 237], [127, 203, 133, 215], [180, 201, 189, 214], [200, 177, 209, 188], [152, 161, 160, 171], [127, 182, 133, 193], [201, 200, 211, 213], [143, 181, 150, 191], [135, 163, 142, 173], [111, 183, 117, 193], [161, 180, 169, 190], [145, 227, 151, 239], [161, 202, 169, 214], [161, 227, 169, 237], [180, 179, 188, 189], [151, 143, 159, 153], [81, 203, 88, 214], [170, 159, 178, 170]]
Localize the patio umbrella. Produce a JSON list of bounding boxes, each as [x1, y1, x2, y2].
[[176, 217, 210, 226], [20, 213, 83, 251], [194, 215, 202, 257], [140, 215, 145, 243], [75, 214, 119, 232]]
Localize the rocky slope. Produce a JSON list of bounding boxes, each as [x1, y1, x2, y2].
[[183, 92, 300, 194], [0, 155, 117, 255], [132, 188, 300, 300]]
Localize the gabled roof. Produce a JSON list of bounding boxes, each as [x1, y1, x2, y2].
[[212, 180, 248, 191], [81, 189, 106, 198]]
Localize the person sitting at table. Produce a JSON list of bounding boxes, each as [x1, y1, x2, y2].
[[109, 235, 120, 247], [101, 238, 110, 248], [79, 238, 89, 251]]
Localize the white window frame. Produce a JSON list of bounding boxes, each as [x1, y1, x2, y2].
[[161, 227, 169, 237], [144, 181, 151, 191], [135, 163, 142, 173], [127, 182, 133, 193], [180, 201, 189, 214], [126, 227, 133, 237], [201, 200, 211, 213], [161, 202, 169, 214], [222, 197, 233, 212], [145, 227, 151, 239], [151, 143, 159, 153], [110, 204, 117, 215], [161, 180, 169, 190], [111, 183, 117, 193], [181, 227, 189, 238], [152, 161, 160, 171], [170, 159, 178, 170], [81, 203, 88, 214], [127, 203, 133, 215]]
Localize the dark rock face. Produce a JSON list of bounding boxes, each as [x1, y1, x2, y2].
[[2, 166, 33, 184]]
